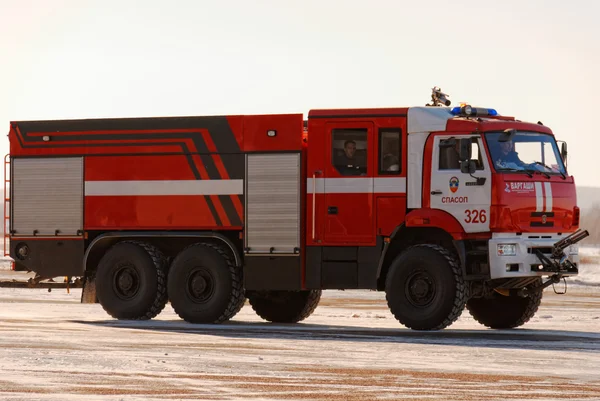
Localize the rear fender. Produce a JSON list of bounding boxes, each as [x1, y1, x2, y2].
[[83, 231, 242, 273]]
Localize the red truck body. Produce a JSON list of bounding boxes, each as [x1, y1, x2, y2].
[[4, 96, 586, 330]]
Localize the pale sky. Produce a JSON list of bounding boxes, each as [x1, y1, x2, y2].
[[1, 0, 599, 187]]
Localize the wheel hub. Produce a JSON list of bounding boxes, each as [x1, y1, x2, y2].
[[113, 264, 140, 300], [187, 269, 214, 303], [118, 272, 134, 291], [191, 275, 207, 295], [406, 270, 436, 307]]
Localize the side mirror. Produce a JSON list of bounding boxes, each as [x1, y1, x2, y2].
[[560, 141, 568, 162], [460, 160, 476, 174], [459, 138, 471, 161]]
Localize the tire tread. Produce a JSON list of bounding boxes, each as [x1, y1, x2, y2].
[[123, 240, 169, 320], [248, 289, 322, 323]]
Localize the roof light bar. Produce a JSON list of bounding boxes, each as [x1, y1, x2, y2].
[[451, 105, 498, 117]]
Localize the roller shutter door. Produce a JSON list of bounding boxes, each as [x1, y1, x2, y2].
[[12, 157, 83, 236], [245, 153, 301, 254]]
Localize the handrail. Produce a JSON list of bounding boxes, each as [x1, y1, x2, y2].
[[3, 154, 13, 270], [311, 171, 321, 241], [4, 154, 8, 256]]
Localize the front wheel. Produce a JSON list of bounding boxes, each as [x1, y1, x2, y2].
[[247, 290, 322, 323], [385, 244, 467, 330], [466, 280, 543, 329]]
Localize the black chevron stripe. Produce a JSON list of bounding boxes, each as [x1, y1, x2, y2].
[[185, 133, 237, 226], [202, 119, 245, 225]]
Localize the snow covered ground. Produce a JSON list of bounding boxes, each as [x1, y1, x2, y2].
[[0, 249, 599, 400]]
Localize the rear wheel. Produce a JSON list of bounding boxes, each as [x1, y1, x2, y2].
[[247, 290, 322, 323], [385, 244, 467, 330], [95, 241, 168, 320], [466, 280, 543, 329], [167, 243, 245, 323]]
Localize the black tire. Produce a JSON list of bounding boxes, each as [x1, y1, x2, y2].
[[167, 242, 245, 324], [247, 290, 322, 323], [95, 241, 168, 320], [385, 244, 467, 330], [466, 280, 543, 329]]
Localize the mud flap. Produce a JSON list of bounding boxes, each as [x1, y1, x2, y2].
[[81, 274, 98, 304]]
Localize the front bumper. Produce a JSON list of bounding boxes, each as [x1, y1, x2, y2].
[[489, 233, 579, 279]]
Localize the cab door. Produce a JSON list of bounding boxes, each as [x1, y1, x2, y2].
[[322, 121, 375, 245], [429, 134, 492, 233]]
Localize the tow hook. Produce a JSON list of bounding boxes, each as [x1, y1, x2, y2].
[[531, 274, 563, 294]]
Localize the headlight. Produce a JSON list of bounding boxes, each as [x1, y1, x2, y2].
[[568, 245, 579, 255], [497, 244, 517, 256]]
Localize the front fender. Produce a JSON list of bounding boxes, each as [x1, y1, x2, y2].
[[405, 208, 466, 239]]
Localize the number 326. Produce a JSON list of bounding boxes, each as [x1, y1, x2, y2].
[[465, 209, 487, 223]]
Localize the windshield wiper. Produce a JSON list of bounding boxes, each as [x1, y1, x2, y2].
[[533, 161, 566, 179], [531, 164, 551, 179], [496, 167, 533, 178], [524, 168, 542, 178]]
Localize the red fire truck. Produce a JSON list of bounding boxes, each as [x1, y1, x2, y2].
[[4, 89, 588, 330]]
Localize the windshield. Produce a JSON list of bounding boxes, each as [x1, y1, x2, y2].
[[485, 131, 566, 175]]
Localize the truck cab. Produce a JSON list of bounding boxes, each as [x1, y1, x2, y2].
[[305, 102, 585, 330], [423, 106, 580, 280]]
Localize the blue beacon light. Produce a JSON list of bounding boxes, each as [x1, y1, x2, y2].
[[451, 105, 498, 117]]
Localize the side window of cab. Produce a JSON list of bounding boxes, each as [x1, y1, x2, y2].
[[438, 137, 484, 170], [332, 128, 368, 176], [379, 128, 402, 174]]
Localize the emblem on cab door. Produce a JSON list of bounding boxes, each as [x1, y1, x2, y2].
[[449, 176, 459, 193]]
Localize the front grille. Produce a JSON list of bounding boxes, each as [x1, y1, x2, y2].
[[530, 212, 554, 228], [528, 247, 552, 254], [531, 212, 555, 217], [531, 221, 554, 227]]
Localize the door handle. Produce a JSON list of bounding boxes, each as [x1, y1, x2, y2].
[[431, 190, 442, 195], [328, 206, 338, 215]]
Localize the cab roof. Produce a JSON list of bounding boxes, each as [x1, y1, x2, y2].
[[308, 107, 409, 119], [310, 106, 553, 135]]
